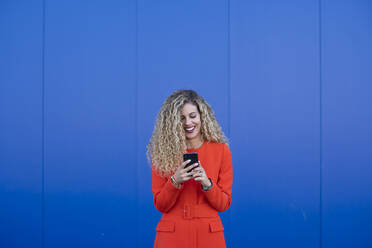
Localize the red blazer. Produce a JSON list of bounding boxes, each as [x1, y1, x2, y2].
[[152, 142, 233, 248]]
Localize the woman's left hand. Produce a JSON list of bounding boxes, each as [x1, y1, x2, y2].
[[192, 161, 212, 188]]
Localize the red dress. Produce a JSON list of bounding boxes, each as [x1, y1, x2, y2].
[[152, 141, 233, 248]]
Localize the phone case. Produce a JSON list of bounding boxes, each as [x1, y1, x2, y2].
[[183, 152, 199, 172]]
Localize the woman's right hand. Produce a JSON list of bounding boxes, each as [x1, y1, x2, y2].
[[172, 160, 199, 185]]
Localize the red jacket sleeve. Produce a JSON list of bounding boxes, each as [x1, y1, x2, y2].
[[203, 144, 233, 212], [152, 169, 182, 213]]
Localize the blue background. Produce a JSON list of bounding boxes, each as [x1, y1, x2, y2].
[[1, 0, 371, 247]]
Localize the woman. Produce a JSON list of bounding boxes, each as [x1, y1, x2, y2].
[[147, 89, 233, 248]]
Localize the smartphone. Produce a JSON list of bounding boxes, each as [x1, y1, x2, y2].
[[183, 152, 199, 173]]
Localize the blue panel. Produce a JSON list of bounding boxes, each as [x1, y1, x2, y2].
[[137, 0, 230, 246], [230, 0, 320, 247], [0, 1, 43, 247], [322, 1, 372, 247], [43, 1, 137, 247]]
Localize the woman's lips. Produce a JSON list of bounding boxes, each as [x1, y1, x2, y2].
[[185, 126, 195, 133]]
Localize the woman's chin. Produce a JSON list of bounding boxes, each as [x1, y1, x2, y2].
[[185, 132, 200, 140]]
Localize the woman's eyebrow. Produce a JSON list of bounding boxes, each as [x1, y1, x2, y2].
[[181, 112, 197, 117]]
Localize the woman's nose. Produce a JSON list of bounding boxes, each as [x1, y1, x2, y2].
[[185, 118, 192, 125]]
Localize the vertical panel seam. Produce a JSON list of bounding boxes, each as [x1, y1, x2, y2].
[[227, 0, 232, 247], [41, 0, 46, 247], [227, 1, 231, 138], [135, 0, 139, 247], [319, 0, 323, 247]]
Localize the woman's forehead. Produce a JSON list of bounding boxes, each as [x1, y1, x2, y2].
[[181, 103, 198, 114]]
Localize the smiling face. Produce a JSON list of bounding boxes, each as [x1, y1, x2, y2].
[[180, 103, 202, 141]]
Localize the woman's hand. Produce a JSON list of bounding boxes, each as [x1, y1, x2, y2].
[[192, 161, 211, 188], [172, 160, 198, 186]]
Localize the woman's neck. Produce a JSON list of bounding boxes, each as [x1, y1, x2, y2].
[[186, 137, 204, 149]]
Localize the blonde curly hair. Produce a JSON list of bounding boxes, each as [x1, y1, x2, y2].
[[147, 89, 228, 176]]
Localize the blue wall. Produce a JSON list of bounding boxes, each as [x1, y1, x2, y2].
[[0, 0, 371, 247]]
